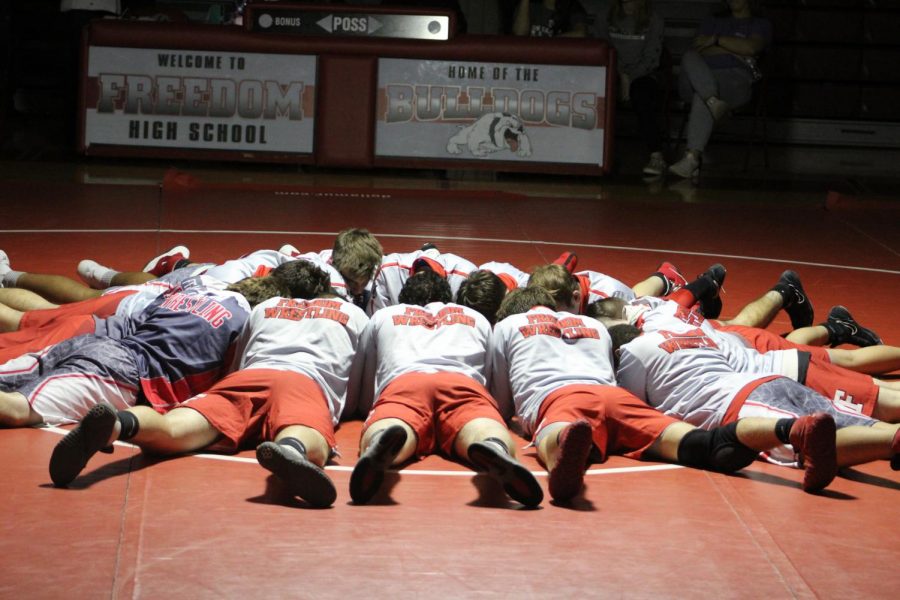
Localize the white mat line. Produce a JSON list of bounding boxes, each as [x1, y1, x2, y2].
[[42, 426, 684, 478], [4, 229, 897, 275]]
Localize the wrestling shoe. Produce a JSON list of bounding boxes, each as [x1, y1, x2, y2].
[[789, 412, 837, 493], [278, 244, 302, 258], [49, 403, 117, 487], [697, 263, 726, 319], [547, 419, 594, 503], [256, 441, 337, 508], [143, 245, 190, 277], [823, 306, 882, 348], [0, 249, 9, 287], [420, 243, 440, 259], [468, 440, 543, 507], [775, 270, 814, 329], [642, 152, 667, 176], [77, 259, 116, 289], [349, 425, 407, 504], [553, 251, 579, 274], [890, 428, 899, 471], [705, 95, 730, 122], [656, 261, 688, 294]]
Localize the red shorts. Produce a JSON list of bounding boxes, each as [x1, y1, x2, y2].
[[183, 368, 334, 453], [805, 360, 878, 417], [717, 325, 876, 416], [363, 371, 504, 458], [533, 384, 678, 462], [0, 291, 137, 363], [717, 324, 831, 362], [18, 290, 135, 330], [0, 316, 95, 363]]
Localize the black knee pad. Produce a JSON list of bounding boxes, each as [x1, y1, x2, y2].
[[677, 423, 758, 473]]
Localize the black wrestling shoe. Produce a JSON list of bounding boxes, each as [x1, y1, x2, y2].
[[697, 263, 726, 319], [824, 306, 882, 348], [256, 441, 337, 508], [776, 270, 814, 329], [547, 419, 593, 502], [468, 441, 543, 507], [349, 425, 407, 504], [49, 403, 117, 487]]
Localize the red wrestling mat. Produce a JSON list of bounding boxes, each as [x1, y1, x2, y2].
[[1, 165, 899, 597]]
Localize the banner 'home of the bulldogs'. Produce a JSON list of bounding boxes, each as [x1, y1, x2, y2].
[[375, 59, 607, 165], [84, 47, 317, 153]]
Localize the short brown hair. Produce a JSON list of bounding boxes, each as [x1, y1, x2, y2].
[[495, 286, 556, 322], [586, 297, 627, 322], [455, 270, 507, 325], [527, 264, 577, 309], [331, 228, 383, 283]]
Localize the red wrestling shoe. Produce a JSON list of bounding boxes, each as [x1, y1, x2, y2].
[[553, 252, 578, 274], [789, 413, 837, 492], [656, 261, 688, 294], [143, 245, 190, 276], [548, 419, 593, 502]]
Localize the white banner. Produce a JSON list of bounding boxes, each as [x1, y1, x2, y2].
[[84, 47, 316, 153], [375, 58, 607, 165]]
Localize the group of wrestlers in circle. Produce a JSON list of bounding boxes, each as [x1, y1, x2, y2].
[[0, 228, 897, 508]]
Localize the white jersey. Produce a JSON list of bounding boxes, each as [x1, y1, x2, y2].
[[369, 250, 477, 315], [631, 298, 801, 380], [478, 261, 529, 290], [233, 296, 369, 423], [356, 302, 492, 415], [490, 306, 616, 431], [616, 328, 770, 429], [202, 249, 348, 298], [576, 270, 635, 311], [202, 249, 294, 283]]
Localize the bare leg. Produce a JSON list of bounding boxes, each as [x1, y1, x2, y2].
[[631, 275, 665, 299], [126, 406, 220, 454], [0, 303, 24, 333], [16, 273, 100, 304], [110, 272, 156, 287], [872, 387, 900, 423], [0, 288, 57, 311], [827, 346, 900, 376], [647, 418, 792, 460], [721, 290, 783, 329], [0, 391, 42, 427], [786, 325, 829, 346], [836, 424, 899, 466], [645, 420, 695, 461]]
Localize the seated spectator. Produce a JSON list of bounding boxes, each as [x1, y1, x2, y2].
[[595, 0, 667, 176], [669, 0, 771, 178]]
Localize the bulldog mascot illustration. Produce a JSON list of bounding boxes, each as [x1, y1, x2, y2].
[[446, 112, 533, 158]]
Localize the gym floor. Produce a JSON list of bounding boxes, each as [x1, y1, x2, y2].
[[1, 135, 898, 597]]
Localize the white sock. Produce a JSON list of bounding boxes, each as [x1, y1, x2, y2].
[[2, 270, 24, 287]]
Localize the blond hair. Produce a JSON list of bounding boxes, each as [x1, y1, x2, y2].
[[331, 228, 383, 283]]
